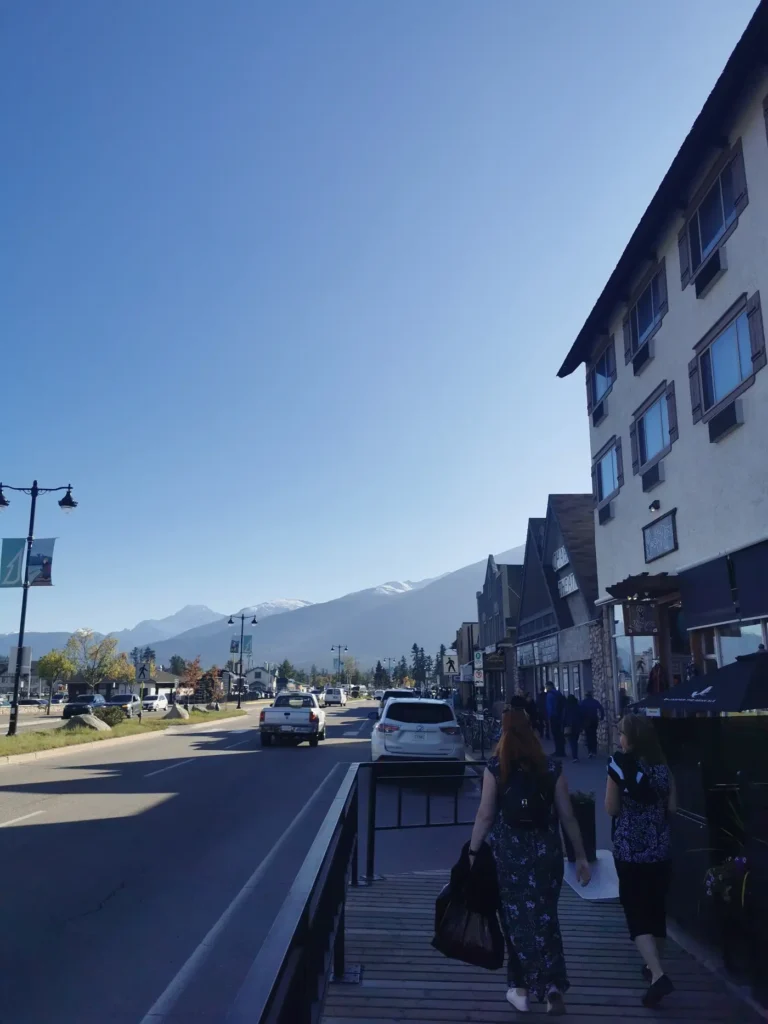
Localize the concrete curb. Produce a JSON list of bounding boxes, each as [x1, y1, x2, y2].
[[0, 713, 252, 767]]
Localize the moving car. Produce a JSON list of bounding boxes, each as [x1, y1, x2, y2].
[[260, 692, 326, 747], [142, 693, 169, 712], [373, 689, 384, 701], [323, 687, 347, 707], [377, 688, 417, 718], [371, 698, 464, 772], [310, 687, 326, 705], [106, 694, 142, 718], [62, 693, 107, 719]]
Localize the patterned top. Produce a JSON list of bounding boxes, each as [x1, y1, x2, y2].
[[608, 751, 671, 863]]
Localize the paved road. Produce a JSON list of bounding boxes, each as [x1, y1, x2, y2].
[[0, 700, 381, 1024]]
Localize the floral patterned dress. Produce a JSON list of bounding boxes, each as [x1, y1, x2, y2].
[[486, 755, 569, 999]]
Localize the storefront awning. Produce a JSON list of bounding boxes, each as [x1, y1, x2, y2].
[[606, 572, 679, 602], [641, 652, 768, 714], [678, 557, 735, 629]]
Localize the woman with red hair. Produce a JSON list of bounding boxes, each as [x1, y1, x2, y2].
[[469, 709, 590, 1014]]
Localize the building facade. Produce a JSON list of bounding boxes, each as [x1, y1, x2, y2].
[[515, 496, 603, 711], [476, 555, 523, 705], [558, 4, 768, 708]]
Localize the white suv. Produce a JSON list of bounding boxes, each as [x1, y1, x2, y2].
[[323, 687, 347, 706], [371, 698, 464, 769]]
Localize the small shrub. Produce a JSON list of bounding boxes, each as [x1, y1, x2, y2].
[[94, 707, 126, 727]]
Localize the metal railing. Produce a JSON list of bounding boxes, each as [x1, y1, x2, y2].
[[229, 758, 484, 1024], [456, 709, 499, 757]]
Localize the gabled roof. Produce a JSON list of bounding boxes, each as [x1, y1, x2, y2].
[[516, 518, 556, 633], [557, 0, 768, 377], [548, 494, 599, 615]]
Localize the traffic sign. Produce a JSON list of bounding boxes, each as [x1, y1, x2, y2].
[[137, 662, 152, 683], [473, 668, 484, 684], [443, 653, 458, 675], [473, 651, 483, 669]]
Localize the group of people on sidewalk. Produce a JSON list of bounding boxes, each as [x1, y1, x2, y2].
[[510, 683, 605, 761], [466, 706, 676, 1014]]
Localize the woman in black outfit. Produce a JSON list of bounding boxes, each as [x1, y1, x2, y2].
[[605, 714, 677, 1008]]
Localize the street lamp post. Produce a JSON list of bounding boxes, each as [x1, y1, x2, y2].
[[0, 481, 78, 737], [228, 614, 258, 709], [384, 657, 395, 680], [331, 644, 348, 686]]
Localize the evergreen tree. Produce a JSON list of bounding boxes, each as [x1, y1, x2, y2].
[[395, 655, 408, 683]]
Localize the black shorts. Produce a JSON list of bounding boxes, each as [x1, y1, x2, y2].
[[614, 859, 671, 940]]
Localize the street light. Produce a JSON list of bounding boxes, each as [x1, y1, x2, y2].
[[0, 481, 78, 736], [228, 613, 258, 709], [383, 657, 395, 680], [331, 644, 348, 686]]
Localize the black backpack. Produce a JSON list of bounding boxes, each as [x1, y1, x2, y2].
[[500, 761, 555, 829]]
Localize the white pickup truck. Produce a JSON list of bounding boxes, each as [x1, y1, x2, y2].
[[259, 692, 326, 747]]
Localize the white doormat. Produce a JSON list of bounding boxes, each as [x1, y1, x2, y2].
[[563, 849, 619, 900]]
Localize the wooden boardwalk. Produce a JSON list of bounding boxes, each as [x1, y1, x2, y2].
[[322, 871, 763, 1024]]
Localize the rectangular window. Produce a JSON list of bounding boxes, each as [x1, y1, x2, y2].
[[591, 346, 612, 404], [679, 142, 747, 288], [700, 309, 752, 411], [638, 394, 670, 465], [628, 266, 666, 354], [597, 446, 618, 502]]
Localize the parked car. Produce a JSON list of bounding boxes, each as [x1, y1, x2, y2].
[[106, 694, 142, 718], [51, 694, 68, 704], [323, 687, 347, 707], [18, 698, 47, 707], [142, 693, 169, 712], [350, 685, 361, 698], [260, 692, 326, 747], [371, 698, 464, 774], [62, 693, 107, 719], [310, 687, 326, 705], [373, 689, 384, 701]]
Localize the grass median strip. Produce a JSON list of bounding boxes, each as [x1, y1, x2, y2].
[[0, 709, 248, 757]]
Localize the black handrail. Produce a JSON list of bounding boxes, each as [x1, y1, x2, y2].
[[227, 763, 359, 1024], [230, 758, 483, 1023]]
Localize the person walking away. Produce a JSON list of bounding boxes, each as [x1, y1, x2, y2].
[[579, 690, 604, 758], [546, 682, 566, 757], [535, 687, 549, 739], [605, 714, 677, 1008], [524, 691, 538, 732], [469, 709, 590, 1014], [563, 694, 582, 762]]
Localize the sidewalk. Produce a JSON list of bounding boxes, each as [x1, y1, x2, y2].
[[322, 871, 764, 1023]]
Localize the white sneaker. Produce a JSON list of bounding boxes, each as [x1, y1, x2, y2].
[[506, 988, 529, 1012]]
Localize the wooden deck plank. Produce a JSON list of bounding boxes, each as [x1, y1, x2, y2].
[[321, 872, 762, 1024]]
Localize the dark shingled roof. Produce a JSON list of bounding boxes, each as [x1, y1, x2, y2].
[[557, 0, 768, 378]]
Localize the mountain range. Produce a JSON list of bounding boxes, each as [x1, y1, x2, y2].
[[0, 546, 524, 670]]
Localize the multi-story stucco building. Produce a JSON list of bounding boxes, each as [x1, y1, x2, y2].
[[558, 3, 768, 710]]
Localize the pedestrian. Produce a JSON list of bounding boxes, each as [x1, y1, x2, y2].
[[535, 688, 549, 739], [579, 690, 604, 758], [468, 709, 590, 1013], [509, 688, 527, 711], [605, 714, 677, 1009], [563, 694, 582, 762], [546, 682, 566, 757], [524, 691, 538, 731]]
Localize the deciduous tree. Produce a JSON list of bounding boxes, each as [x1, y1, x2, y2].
[[37, 649, 75, 716], [65, 630, 124, 693]]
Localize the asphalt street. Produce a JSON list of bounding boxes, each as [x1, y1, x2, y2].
[[0, 700, 390, 1024]]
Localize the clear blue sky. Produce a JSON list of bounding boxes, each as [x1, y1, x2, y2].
[[0, 0, 758, 632]]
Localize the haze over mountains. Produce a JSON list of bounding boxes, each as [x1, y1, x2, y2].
[[1, 547, 524, 670]]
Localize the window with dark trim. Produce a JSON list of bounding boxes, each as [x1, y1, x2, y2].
[[585, 335, 617, 415], [678, 139, 747, 290], [623, 259, 668, 364], [591, 435, 624, 508], [629, 380, 679, 475], [688, 291, 766, 424]]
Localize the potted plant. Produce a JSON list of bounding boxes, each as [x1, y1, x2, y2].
[[562, 790, 597, 864]]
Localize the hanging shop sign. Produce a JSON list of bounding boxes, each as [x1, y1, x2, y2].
[[623, 602, 659, 636]]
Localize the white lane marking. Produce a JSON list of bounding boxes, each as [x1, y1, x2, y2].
[[0, 810, 45, 828], [144, 758, 195, 778], [223, 737, 252, 750], [137, 765, 340, 1023]]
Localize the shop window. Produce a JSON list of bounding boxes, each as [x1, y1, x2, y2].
[[572, 664, 581, 699], [718, 621, 766, 665], [562, 665, 569, 695]]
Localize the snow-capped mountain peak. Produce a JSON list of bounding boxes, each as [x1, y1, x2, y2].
[[235, 599, 313, 618], [374, 581, 413, 596]]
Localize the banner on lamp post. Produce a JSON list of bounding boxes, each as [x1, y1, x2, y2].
[[0, 539, 25, 588], [230, 637, 239, 654], [242, 635, 252, 656], [28, 539, 56, 586]]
